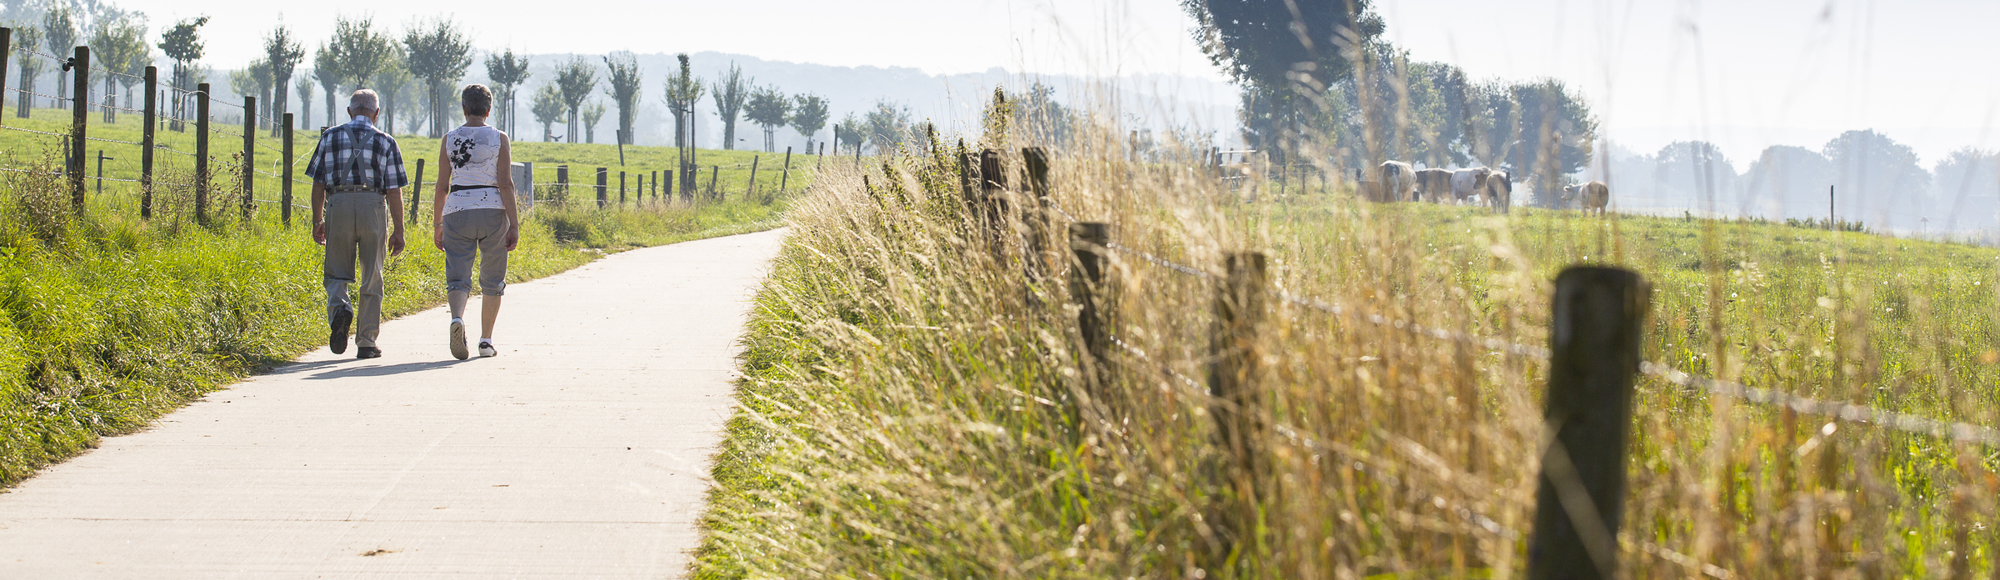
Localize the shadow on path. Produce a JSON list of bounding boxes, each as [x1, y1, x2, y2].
[[304, 359, 476, 380]]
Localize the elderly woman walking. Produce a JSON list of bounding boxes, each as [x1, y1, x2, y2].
[[432, 84, 520, 360]]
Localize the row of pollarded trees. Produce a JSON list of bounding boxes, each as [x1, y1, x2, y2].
[[1182, 1, 1598, 207], [522, 52, 832, 154]]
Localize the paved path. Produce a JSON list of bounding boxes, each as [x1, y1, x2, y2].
[[0, 228, 788, 578]]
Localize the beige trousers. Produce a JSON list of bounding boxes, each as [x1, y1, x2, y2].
[[323, 191, 389, 348]]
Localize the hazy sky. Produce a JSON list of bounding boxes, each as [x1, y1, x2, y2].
[[121, 0, 1998, 165]]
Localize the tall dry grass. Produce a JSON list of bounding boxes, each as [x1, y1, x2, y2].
[[695, 114, 1997, 578]]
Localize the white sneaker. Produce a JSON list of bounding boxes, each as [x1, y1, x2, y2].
[[449, 319, 469, 360], [478, 340, 498, 358]]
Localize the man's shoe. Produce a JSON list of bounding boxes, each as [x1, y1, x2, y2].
[[357, 346, 382, 359], [449, 319, 469, 360], [330, 306, 353, 355], [478, 341, 498, 358]]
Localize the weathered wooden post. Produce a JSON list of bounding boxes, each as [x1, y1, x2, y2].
[[412, 158, 425, 224], [140, 65, 156, 219], [1069, 222, 1112, 393], [979, 149, 1006, 251], [778, 146, 792, 194], [1527, 266, 1650, 580], [596, 167, 608, 208], [556, 165, 568, 203], [619, 170, 627, 205], [1023, 147, 1053, 286], [69, 46, 88, 213], [663, 170, 675, 204], [94, 150, 109, 195], [241, 95, 255, 219], [745, 155, 759, 199], [708, 165, 719, 200], [1207, 251, 1269, 565], [0, 27, 11, 128], [281, 112, 294, 226], [194, 82, 210, 223]]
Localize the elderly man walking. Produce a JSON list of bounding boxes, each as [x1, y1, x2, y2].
[[308, 89, 409, 359]]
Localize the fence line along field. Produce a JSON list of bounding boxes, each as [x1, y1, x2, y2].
[[691, 100, 2000, 578]]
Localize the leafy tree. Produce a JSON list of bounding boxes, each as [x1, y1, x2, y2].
[[292, 70, 316, 129], [11, 24, 40, 118], [530, 82, 564, 142], [1182, 0, 1383, 162], [580, 100, 607, 144], [553, 56, 596, 143], [863, 100, 911, 154], [1742, 145, 1833, 218], [312, 44, 341, 126], [1934, 148, 2000, 231], [743, 85, 790, 153], [662, 53, 703, 149], [1823, 129, 1932, 230], [834, 113, 866, 152], [330, 16, 394, 97], [483, 48, 531, 135], [371, 50, 414, 134], [41, 6, 74, 104], [1020, 82, 1073, 146], [709, 62, 748, 150], [263, 23, 304, 135], [401, 17, 472, 138], [158, 16, 208, 127], [790, 93, 828, 153], [1506, 78, 1595, 204], [1655, 141, 1738, 212], [602, 51, 642, 146], [88, 15, 148, 122]]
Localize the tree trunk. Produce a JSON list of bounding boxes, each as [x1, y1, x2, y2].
[[723, 118, 735, 150], [15, 72, 28, 118], [272, 76, 289, 137], [324, 87, 336, 127], [673, 110, 686, 148]]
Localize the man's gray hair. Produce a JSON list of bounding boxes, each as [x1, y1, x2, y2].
[[348, 89, 380, 113]]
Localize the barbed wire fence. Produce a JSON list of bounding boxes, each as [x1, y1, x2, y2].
[[941, 144, 2000, 577]]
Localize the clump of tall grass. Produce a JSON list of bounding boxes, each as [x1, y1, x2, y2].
[[695, 111, 1999, 577]]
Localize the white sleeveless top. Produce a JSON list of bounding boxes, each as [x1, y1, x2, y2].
[[442, 125, 506, 215]]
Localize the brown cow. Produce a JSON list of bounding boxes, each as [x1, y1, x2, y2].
[[1563, 181, 1610, 215], [1484, 171, 1513, 214]]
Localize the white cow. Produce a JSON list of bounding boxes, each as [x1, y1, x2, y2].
[[1451, 167, 1492, 204]]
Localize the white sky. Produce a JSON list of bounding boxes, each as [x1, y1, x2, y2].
[[118, 0, 1999, 165]]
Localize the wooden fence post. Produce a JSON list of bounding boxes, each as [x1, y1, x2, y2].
[[1068, 222, 1111, 394], [69, 46, 88, 213], [241, 95, 255, 219], [663, 170, 675, 204], [281, 112, 293, 226], [745, 155, 759, 199], [1528, 266, 1651, 580], [194, 82, 210, 223], [1207, 251, 1269, 565], [619, 170, 627, 204], [140, 65, 155, 219], [556, 165, 568, 203], [596, 167, 608, 208], [412, 158, 425, 224], [0, 27, 11, 128], [779, 146, 792, 194], [1023, 147, 1053, 286], [979, 149, 1007, 252], [957, 140, 976, 210], [708, 165, 719, 200]]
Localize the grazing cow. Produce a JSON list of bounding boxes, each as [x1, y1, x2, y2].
[[1484, 171, 1513, 214], [1376, 161, 1417, 202], [1563, 181, 1610, 215], [1451, 167, 1492, 204], [1414, 168, 1453, 203]]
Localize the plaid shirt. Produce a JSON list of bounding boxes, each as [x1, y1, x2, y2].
[[306, 116, 409, 191]]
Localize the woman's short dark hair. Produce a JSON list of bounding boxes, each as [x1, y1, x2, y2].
[[461, 84, 494, 117]]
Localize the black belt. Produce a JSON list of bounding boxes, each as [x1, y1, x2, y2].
[[450, 184, 497, 193], [328, 185, 379, 193]]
